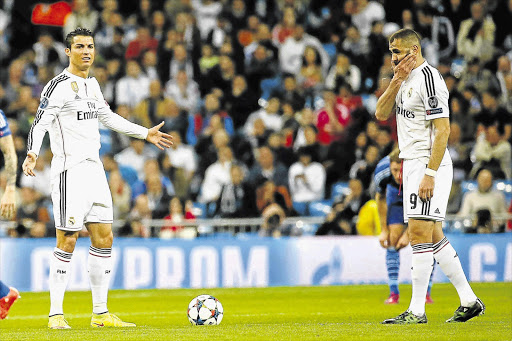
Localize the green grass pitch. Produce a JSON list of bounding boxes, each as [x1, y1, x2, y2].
[[1, 283, 510, 341]]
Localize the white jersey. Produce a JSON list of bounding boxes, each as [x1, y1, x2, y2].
[[395, 60, 452, 165], [28, 69, 149, 179]]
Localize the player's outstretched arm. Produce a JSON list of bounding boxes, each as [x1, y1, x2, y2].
[[146, 121, 173, 150], [0, 134, 17, 218], [22, 152, 37, 177]]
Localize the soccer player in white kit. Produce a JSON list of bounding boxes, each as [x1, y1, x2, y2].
[[375, 29, 484, 324], [22, 28, 173, 329]]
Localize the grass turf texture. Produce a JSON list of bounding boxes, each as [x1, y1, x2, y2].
[[0, 283, 510, 341]]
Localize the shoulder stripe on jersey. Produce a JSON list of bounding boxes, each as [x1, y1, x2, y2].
[[422, 68, 433, 97], [27, 109, 45, 150], [43, 75, 69, 98], [424, 66, 436, 97]]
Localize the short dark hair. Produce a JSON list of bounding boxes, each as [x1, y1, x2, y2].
[[388, 28, 421, 46], [65, 27, 94, 48]]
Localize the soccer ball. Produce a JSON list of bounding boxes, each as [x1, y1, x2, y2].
[[187, 294, 224, 325]]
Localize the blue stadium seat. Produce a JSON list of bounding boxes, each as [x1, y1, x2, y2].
[[192, 202, 207, 218], [461, 180, 477, 195], [331, 182, 351, 201], [494, 180, 512, 204], [292, 201, 309, 216], [309, 200, 333, 217]]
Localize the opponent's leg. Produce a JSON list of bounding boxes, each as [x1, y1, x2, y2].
[[384, 224, 405, 304], [48, 230, 78, 329], [87, 222, 134, 327], [0, 281, 19, 319], [433, 224, 484, 322]]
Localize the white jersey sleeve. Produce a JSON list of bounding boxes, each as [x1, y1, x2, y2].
[[420, 67, 450, 121], [94, 79, 149, 139], [27, 76, 67, 157]]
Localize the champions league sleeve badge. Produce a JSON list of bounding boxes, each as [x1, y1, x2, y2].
[[428, 96, 438, 108], [39, 97, 49, 109]]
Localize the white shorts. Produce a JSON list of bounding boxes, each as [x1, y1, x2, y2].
[[402, 159, 452, 223], [51, 159, 113, 231]]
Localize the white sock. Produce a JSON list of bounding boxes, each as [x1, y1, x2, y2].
[[434, 237, 477, 306], [88, 246, 112, 315], [408, 243, 434, 316], [49, 247, 72, 317]]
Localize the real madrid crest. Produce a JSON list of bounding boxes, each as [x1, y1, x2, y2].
[[71, 81, 79, 93], [408, 88, 413, 97]]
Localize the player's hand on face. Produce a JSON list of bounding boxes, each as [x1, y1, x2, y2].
[[146, 121, 173, 150], [378, 230, 389, 248], [22, 153, 37, 177], [0, 185, 16, 219], [418, 174, 435, 202], [395, 230, 410, 250], [393, 54, 416, 82]]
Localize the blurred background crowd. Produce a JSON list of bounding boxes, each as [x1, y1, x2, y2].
[[0, 0, 510, 238]]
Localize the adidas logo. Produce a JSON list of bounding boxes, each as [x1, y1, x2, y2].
[[75, 95, 81, 99], [434, 208, 440, 214]]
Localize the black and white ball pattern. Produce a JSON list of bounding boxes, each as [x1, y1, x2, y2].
[[187, 294, 224, 325]]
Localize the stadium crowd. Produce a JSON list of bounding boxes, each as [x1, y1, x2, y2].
[[0, 0, 510, 238]]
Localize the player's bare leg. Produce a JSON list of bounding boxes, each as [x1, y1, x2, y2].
[[48, 230, 78, 329], [383, 219, 432, 324], [87, 223, 135, 327], [432, 223, 485, 322]]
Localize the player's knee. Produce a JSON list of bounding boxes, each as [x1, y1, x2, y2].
[[57, 231, 79, 252], [93, 230, 113, 248]]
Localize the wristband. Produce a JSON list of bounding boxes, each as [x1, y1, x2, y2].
[[425, 168, 437, 177]]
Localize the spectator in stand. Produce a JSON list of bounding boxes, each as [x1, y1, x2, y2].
[[279, 24, 329, 76], [115, 138, 158, 179], [191, 0, 223, 40], [123, 194, 151, 237], [199, 44, 219, 77], [131, 158, 175, 200], [338, 25, 369, 70], [474, 88, 512, 142], [160, 197, 196, 238], [326, 53, 362, 94], [256, 179, 294, 217], [293, 124, 324, 162], [245, 97, 283, 136], [288, 146, 326, 203], [316, 90, 351, 146], [159, 99, 189, 139], [470, 126, 511, 179], [267, 131, 296, 168], [188, 93, 234, 145], [457, 58, 500, 95], [125, 25, 158, 61], [366, 21, 389, 87], [316, 178, 369, 235], [215, 163, 254, 218], [245, 44, 279, 97], [247, 118, 273, 149], [245, 23, 278, 63], [351, 0, 385, 38], [164, 69, 200, 115], [32, 31, 67, 70], [442, 0, 471, 37], [247, 145, 288, 188], [16, 186, 51, 238], [145, 172, 173, 222], [503, 74, 512, 113], [3, 59, 26, 108], [225, 75, 260, 131], [92, 64, 115, 105], [108, 169, 131, 221], [151, 10, 169, 42], [128, 0, 154, 28], [116, 59, 151, 109], [270, 74, 305, 112], [161, 130, 198, 200], [205, 13, 230, 51], [199, 146, 235, 204], [458, 169, 507, 233], [457, 1, 496, 64], [272, 6, 296, 45], [141, 50, 159, 81], [63, 0, 99, 38], [447, 122, 472, 214], [134, 79, 175, 127], [297, 45, 324, 100], [349, 144, 380, 189], [416, 6, 455, 66], [169, 43, 195, 81], [496, 55, 512, 107], [449, 94, 477, 143], [204, 55, 236, 96], [196, 128, 231, 181]]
